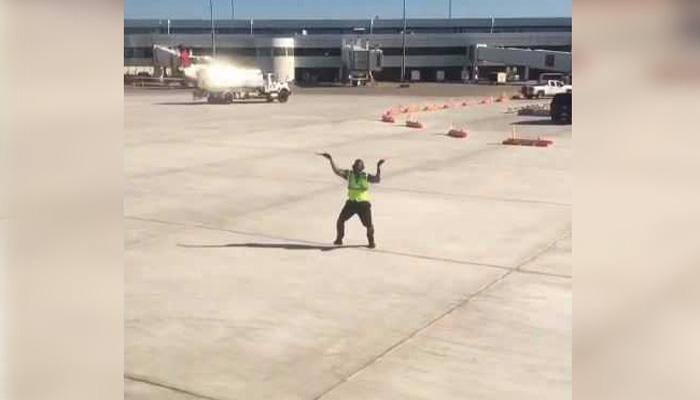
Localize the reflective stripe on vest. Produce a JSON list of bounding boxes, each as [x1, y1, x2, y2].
[[347, 171, 370, 201]]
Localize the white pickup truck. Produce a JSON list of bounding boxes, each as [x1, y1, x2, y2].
[[521, 80, 572, 99]]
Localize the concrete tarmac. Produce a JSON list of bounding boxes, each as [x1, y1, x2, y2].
[[125, 84, 571, 400]]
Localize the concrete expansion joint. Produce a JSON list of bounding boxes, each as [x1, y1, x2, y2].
[[128, 128, 407, 181], [515, 227, 571, 271], [311, 269, 514, 400], [126, 216, 571, 279], [125, 374, 231, 400], [374, 186, 572, 208], [312, 229, 571, 399]]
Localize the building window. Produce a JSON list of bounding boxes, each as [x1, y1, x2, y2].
[[124, 47, 154, 59], [256, 47, 273, 57], [295, 48, 341, 57], [545, 54, 555, 67], [382, 47, 466, 56], [218, 48, 257, 57]]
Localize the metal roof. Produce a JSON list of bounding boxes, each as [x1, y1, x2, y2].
[[125, 17, 571, 30]]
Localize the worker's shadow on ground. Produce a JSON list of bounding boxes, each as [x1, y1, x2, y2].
[[178, 243, 366, 252]]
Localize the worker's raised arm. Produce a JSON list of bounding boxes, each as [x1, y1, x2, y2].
[[368, 159, 385, 183], [318, 153, 348, 179]]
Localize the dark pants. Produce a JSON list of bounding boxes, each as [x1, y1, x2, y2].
[[335, 200, 374, 244]]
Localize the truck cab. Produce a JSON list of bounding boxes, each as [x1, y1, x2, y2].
[[522, 80, 572, 99]]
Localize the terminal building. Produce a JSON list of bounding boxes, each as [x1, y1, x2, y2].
[[124, 17, 571, 83]]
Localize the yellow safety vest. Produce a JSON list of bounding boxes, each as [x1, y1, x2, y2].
[[347, 171, 370, 202]]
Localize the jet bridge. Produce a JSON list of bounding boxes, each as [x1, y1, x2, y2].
[[470, 45, 571, 82]]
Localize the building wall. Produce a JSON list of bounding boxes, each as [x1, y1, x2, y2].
[[124, 18, 572, 82]]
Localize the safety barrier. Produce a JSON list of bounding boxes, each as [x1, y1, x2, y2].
[[380, 95, 512, 127], [381, 113, 396, 123], [496, 93, 510, 103], [405, 116, 424, 129], [502, 137, 553, 147], [384, 96, 497, 118], [447, 126, 468, 138], [503, 126, 552, 147]]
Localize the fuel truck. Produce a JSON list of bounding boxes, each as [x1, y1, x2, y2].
[[193, 64, 291, 104], [152, 45, 292, 104]]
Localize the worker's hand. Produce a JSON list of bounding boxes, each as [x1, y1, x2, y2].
[[377, 159, 386, 167], [318, 152, 332, 160]]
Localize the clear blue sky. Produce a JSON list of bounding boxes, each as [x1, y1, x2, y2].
[[124, 0, 571, 20]]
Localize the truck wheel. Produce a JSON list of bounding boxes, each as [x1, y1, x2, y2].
[[207, 94, 216, 104], [223, 92, 234, 104], [536, 91, 544, 99], [278, 90, 290, 103]]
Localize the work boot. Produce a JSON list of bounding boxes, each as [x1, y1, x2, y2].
[[333, 239, 343, 246], [367, 241, 376, 249]]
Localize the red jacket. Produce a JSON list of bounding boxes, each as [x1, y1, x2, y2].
[[180, 49, 192, 68]]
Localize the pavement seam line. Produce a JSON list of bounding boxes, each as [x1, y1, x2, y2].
[[125, 230, 570, 400], [515, 227, 572, 271], [127, 99, 515, 149], [369, 247, 570, 278], [132, 165, 572, 208], [311, 228, 570, 399], [128, 111, 513, 186], [375, 186, 571, 207], [127, 127, 412, 179], [125, 216, 571, 279], [311, 269, 515, 400], [125, 374, 231, 400]]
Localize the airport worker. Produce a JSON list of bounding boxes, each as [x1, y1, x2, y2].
[[318, 153, 385, 248]]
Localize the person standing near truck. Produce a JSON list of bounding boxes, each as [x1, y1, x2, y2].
[[318, 153, 385, 248]]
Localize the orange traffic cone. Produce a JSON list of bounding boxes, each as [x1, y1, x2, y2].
[[381, 112, 395, 123], [405, 115, 424, 129], [447, 125, 468, 138], [496, 92, 509, 103]]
